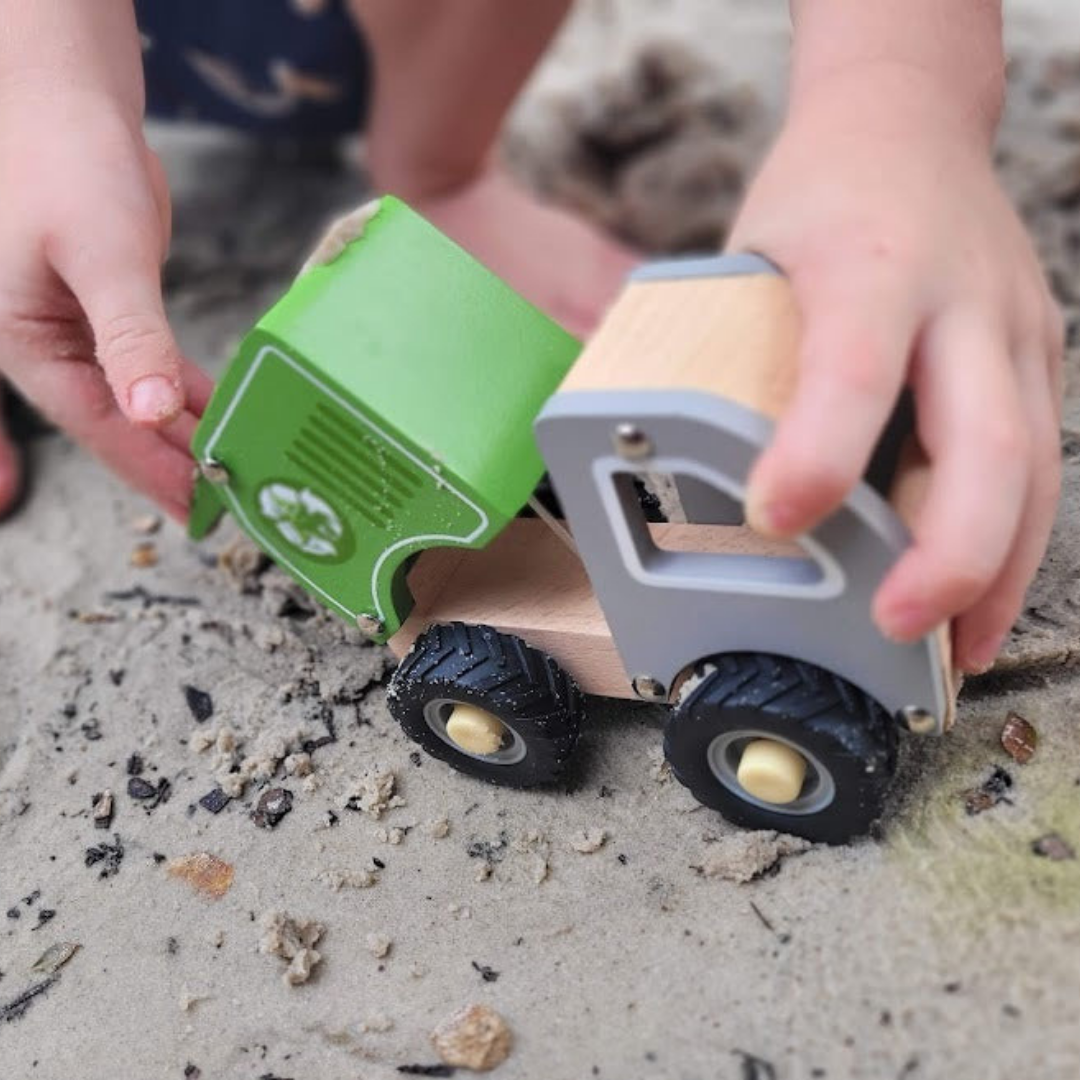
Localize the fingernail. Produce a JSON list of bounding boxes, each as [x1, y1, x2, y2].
[[877, 603, 928, 643], [746, 496, 800, 536], [966, 634, 1003, 674], [129, 375, 180, 423]]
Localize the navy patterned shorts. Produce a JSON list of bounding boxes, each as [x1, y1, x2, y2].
[[135, 0, 372, 137]]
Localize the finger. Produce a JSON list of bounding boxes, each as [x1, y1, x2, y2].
[[952, 349, 1062, 672], [873, 311, 1030, 642], [181, 361, 215, 417], [158, 408, 199, 456], [745, 263, 918, 537], [5, 354, 194, 519], [144, 146, 173, 253], [0, 383, 23, 518], [47, 192, 184, 428]]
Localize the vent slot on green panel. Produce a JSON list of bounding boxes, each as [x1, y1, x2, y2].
[[285, 402, 424, 530]]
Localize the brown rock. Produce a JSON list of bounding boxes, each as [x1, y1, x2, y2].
[[1000, 713, 1038, 764], [431, 1003, 513, 1072], [129, 542, 159, 568], [166, 853, 235, 899]]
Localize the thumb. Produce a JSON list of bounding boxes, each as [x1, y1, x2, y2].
[[48, 202, 184, 427]]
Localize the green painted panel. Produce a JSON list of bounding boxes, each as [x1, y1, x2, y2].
[[190, 196, 581, 639], [193, 341, 500, 637]]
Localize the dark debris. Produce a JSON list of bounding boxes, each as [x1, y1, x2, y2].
[[252, 788, 294, 829], [85, 834, 125, 879], [962, 766, 1014, 815], [465, 831, 509, 864], [199, 788, 232, 815], [397, 1067, 456, 1078], [128, 776, 158, 800], [105, 585, 200, 608], [733, 1050, 776, 1080], [31, 909, 56, 931], [0, 976, 58, 1024], [184, 685, 214, 723], [471, 961, 500, 983]]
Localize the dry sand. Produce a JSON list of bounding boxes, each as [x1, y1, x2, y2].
[[3, 3, 1080, 1078]]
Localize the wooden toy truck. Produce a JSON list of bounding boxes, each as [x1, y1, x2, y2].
[[189, 197, 956, 844]]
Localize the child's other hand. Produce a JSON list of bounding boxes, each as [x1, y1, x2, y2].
[[410, 165, 639, 338], [0, 92, 212, 521], [729, 67, 1063, 674]]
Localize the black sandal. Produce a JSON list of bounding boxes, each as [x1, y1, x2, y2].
[[0, 387, 54, 523]]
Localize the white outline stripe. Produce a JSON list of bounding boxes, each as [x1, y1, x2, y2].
[[203, 345, 490, 624]]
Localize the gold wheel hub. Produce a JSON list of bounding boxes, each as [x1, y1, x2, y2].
[[736, 738, 808, 805], [445, 704, 508, 756]]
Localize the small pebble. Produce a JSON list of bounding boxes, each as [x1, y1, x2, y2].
[[431, 1003, 513, 1072], [1032, 833, 1076, 861], [129, 541, 159, 568], [92, 791, 115, 829], [131, 513, 162, 536], [184, 686, 214, 723], [128, 776, 158, 800], [199, 788, 232, 815], [252, 788, 294, 829], [1001, 713, 1038, 765]]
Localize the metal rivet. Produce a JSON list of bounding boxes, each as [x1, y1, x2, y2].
[[613, 423, 653, 460], [199, 458, 230, 485], [632, 675, 667, 702], [899, 706, 937, 735], [356, 613, 385, 638]]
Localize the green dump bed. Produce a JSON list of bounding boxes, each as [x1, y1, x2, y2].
[[189, 196, 581, 639]]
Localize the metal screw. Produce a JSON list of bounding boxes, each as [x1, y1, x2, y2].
[[356, 613, 385, 638], [632, 675, 667, 702], [612, 423, 653, 461], [199, 458, 230, 486], [899, 706, 937, 735]]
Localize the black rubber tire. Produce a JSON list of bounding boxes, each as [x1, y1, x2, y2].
[[664, 653, 898, 844], [388, 622, 584, 787]]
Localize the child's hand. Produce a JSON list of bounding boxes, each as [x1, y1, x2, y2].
[[730, 66, 1063, 674], [0, 14, 212, 521], [0, 0, 212, 522]]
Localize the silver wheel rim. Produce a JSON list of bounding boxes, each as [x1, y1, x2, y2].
[[706, 729, 836, 815], [423, 698, 527, 766]]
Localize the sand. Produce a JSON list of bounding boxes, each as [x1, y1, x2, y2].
[[3, 2, 1080, 1078]]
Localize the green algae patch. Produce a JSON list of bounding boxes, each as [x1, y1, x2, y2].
[[887, 712, 1080, 930]]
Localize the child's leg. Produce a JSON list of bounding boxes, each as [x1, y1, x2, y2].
[[347, 0, 639, 336]]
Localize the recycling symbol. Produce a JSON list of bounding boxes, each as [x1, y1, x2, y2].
[[257, 482, 347, 559]]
